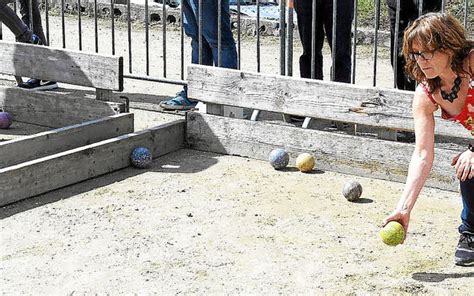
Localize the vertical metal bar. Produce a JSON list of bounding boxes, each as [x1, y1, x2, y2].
[[441, 0, 446, 13], [311, 0, 316, 79], [218, 0, 222, 67], [331, 0, 337, 81], [418, 0, 423, 16], [198, 0, 202, 64], [13, 1, 16, 13], [279, 0, 286, 75], [256, 0, 261, 72], [464, 0, 469, 29], [78, 0, 82, 50], [94, 0, 98, 52], [180, 2, 184, 79], [61, 0, 66, 48], [393, 0, 400, 88], [351, 0, 358, 84], [127, 0, 132, 73], [0, 23, 2, 40], [145, 0, 149, 75], [111, 0, 115, 55], [286, 0, 293, 76], [373, 0, 380, 87], [45, 0, 50, 45], [163, 0, 167, 77], [28, 0, 34, 33], [237, 0, 241, 69]]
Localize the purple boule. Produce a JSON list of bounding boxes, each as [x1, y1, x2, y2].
[[0, 112, 13, 129]]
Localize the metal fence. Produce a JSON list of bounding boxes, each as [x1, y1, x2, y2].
[[1, 0, 472, 89]]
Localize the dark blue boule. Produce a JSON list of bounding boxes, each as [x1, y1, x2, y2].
[[130, 146, 152, 168], [268, 148, 289, 170]]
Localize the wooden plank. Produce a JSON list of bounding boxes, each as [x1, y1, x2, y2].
[[187, 65, 471, 140], [0, 41, 123, 91], [186, 112, 459, 192], [0, 86, 125, 128], [0, 120, 185, 206], [0, 113, 134, 169]]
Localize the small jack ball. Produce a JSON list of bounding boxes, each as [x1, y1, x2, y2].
[[268, 148, 289, 170], [130, 147, 152, 168], [342, 180, 363, 201], [0, 112, 13, 129], [295, 153, 315, 172]]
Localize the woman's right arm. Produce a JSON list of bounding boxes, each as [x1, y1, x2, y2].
[[382, 87, 437, 242]]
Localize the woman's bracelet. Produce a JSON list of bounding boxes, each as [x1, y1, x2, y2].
[[469, 144, 474, 152]]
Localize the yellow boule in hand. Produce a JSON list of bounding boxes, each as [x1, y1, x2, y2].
[[380, 221, 405, 246], [296, 153, 315, 172]]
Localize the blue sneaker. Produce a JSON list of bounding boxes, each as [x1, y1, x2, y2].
[[18, 78, 58, 91], [160, 89, 197, 111], [30, 34, 43, 45]]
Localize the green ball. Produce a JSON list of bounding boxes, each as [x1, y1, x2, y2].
[[380, 221, 404, 246]]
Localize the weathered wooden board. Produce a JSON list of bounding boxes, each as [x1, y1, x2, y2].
[[0, 86, 125, 128], [0, 41, 123, 91], [0, 113, 134, 169], [0, 120, 185, 206], [187, 65, 471, 140], [186, 112, 459, 192]]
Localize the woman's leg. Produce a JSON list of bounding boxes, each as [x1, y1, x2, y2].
[[455, 177, 474, 266]]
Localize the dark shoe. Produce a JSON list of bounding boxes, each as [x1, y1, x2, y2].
[[455, 231, 474, 266], [30, 34, 43, 45], [18, 79, 58, 91], [160, 89, 197, 111]]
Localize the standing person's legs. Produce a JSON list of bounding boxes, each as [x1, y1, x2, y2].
[[18, 0, 47, 46], [161, 0, 216, 110], [294, 0, 324, 79], [0, 1, 38, 43], [417, 0, 442, 14], [322, 0, 353, 83], [386, 0, 416, 90], [199, 0, 237, 69], [455, 176, 474, 266], [183, 0, 214, 66]]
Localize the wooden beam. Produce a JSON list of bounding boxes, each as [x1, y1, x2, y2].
[[0, 41, 123, 91], [187, 65, 470, 140], [186, 112, 459, 192], [0, 86, 125, 128], [0, 120, 185, 206], [0, 113, 134, 169]]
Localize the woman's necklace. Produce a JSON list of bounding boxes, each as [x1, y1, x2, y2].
[[441, 76, 462, 103]]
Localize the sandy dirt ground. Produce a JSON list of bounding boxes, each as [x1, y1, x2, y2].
[[0, 149, 471, 294], [1, 13, 473, 295]]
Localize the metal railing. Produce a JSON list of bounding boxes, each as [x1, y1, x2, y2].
[[1, 0, 472, 89]]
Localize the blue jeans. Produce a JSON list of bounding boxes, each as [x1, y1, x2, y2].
[[182, 0, 238, 69], [459, 177, 474, 233]]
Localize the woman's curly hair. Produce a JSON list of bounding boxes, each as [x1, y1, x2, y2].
[[402, 13, 474, 92]]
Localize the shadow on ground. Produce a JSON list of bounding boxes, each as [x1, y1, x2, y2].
[[412, 271, 474, 282], [0, 149, 220, 219]]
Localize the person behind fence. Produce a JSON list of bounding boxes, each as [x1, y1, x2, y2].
[[16, 0, 58, 90], [160, 0, 238, 110], [382, 13, 474, 266], [0, 0, 58, 90], [293, 0, 354, 83], [0, 1, 41, 44], [386, 0, 441, 90]]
